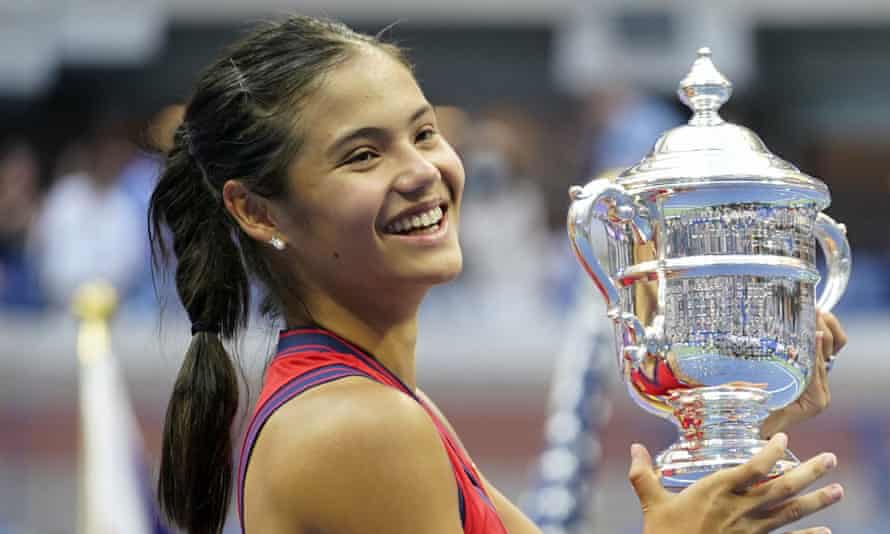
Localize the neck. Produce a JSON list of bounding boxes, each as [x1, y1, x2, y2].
[[284, 287, 425, 390]]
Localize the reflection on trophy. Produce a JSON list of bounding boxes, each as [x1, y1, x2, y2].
[[567, 48, 852, 489]]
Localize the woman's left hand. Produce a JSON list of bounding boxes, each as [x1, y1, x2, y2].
[[761, 311, 848, 437]]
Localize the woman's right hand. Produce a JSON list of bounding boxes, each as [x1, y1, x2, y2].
[[630, 433, 843, 534]]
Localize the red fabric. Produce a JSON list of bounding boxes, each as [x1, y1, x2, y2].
[[630, 358, 691, 396], [238, 328, 507, 534]]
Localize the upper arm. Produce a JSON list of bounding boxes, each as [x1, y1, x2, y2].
[[246, 378, 465, 534]]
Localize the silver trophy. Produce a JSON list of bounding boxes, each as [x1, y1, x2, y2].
[[567, 48, 852, 489]]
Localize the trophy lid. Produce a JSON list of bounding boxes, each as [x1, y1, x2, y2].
[[617, 48, 829, 205]]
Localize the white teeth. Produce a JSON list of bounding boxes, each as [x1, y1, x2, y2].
[[386, 206, 444, 233]]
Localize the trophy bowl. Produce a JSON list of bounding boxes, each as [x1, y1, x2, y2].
[[567, 48, 852, 489]]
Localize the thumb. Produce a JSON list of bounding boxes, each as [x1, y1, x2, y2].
[[628, 443, 666, 509]]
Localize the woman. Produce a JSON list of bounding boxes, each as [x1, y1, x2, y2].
[[149, 15, 846, 534]]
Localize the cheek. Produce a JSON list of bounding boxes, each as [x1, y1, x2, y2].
[[300, 209, 377, 268], [316, 188, 383, 248], [439, 144, 466, 200]]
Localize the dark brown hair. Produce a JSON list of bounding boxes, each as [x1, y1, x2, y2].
[[148, 15, 408, 534]]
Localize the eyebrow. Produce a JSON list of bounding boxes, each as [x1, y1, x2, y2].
[[326, 104, 434, 159]]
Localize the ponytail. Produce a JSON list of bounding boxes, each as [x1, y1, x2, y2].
[[159, 332, 239, 534], [150, 127, 250, 534]]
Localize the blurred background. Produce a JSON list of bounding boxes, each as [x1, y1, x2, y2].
[[2, 0, 890, 532]]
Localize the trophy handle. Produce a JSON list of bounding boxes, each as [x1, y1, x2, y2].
[[568, 179, 653, 360], [813, 212, 852, 313]]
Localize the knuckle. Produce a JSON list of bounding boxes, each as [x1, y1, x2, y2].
[[805, 461, 824, 479], [836, 333, 848, 350], [736, 464, 760, 482], [777, 479, 796, 497], [784, 501, 805, 522], [753, 461, 772, 478]]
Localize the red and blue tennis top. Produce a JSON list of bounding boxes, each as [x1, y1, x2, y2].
[[237, 327, 508, 533]]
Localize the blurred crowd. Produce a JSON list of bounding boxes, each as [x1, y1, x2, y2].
[[0, 119, 165, 313], [2, 86, 888, 318]]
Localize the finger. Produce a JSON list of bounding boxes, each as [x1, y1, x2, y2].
[[784, 528, 833, 534], [748, 452, 837, 506], [811, 339, 831, 405], [721, 433, 789, 492], [816, 325, 835, 362], [822, 312, 847, 353], [758, 484, 843, 531], [628, 443, 666, 508], [814, 333, 830, 389]]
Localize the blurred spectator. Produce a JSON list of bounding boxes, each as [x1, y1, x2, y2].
[[453, 107, 552, 323], [434, 105, 472, 158], [116, 149, 164, 311], [52, 140, 91, 183], [580, 84, 682, 177], [127, 104, 189, 313], [29, 120, 147, 310], [144, 105, 184, 155], [0, 140, 43, 310], [548, 84, 684, 311], [462, 117, 513, 199]]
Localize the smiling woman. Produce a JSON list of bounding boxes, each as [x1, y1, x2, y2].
[[148, 13, 845, 534], [232, 47, 465, 304]]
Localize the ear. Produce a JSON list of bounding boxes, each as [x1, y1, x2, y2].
[[222, 179, 283, 245]]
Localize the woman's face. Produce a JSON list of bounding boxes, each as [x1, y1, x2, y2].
[[272, 46, 465, 302]]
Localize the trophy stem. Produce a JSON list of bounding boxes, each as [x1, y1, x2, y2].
[[656, 386, 799, 490]]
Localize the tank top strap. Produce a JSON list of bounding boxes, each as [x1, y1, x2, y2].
[[275, 328, 415, 395]]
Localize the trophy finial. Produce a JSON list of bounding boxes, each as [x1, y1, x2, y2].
[[678, 47, 733, 126]]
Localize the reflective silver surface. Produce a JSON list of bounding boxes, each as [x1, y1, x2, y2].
[[567, 48, 852, 489]]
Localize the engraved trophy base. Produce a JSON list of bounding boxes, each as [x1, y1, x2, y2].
[[656, 386, 799, 490]]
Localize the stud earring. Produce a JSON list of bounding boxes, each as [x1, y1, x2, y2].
[[269, 235, 286, 251]]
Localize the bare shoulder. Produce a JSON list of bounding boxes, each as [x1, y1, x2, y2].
[[245, 377, 464, 534], [416, 388, 543, 534], [416, 388, 469, 455]]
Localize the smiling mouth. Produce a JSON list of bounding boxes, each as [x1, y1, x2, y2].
[[384, 204, 448, 236]]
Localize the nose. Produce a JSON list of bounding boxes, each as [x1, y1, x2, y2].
[[392, 148, 440, 196]]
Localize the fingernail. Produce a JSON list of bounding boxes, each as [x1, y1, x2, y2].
[[822, 453, 837, 470], [827, 484, 844, 502], [630, 443, 644, 459]]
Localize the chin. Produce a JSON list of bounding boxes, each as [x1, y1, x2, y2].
[[417, 252, 463, 286]]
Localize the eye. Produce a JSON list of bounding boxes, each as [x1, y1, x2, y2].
[[415, 127, 437, 144], [343, 149, 378, 166]]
